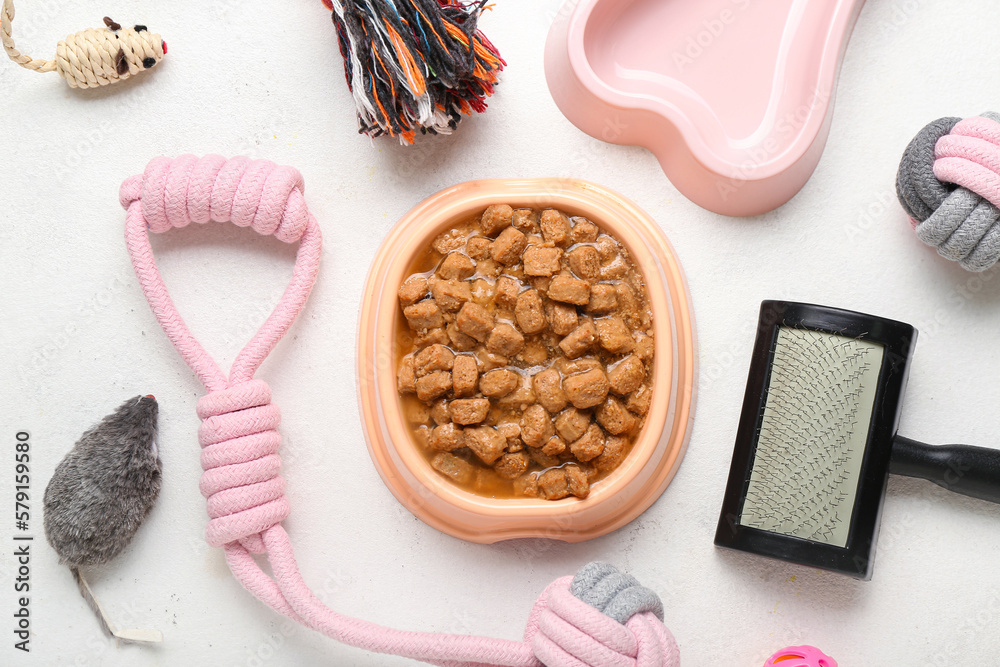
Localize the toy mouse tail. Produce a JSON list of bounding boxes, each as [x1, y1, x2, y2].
[[1, 0, 56, 73], [70, 567, 164, 644]]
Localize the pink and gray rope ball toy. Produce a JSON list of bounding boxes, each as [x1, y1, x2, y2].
[[896, 111, 1000, 272]]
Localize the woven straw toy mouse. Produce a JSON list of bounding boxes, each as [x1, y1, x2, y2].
[[1, 0, 165, 88], [43, 395, 163, 642]]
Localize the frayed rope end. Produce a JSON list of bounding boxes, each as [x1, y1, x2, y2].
[[325, 0, 505, 143]]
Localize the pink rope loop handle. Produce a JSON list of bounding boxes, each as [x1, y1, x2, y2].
[[122, 155, 679, 667], [122, 154, 321, 391]]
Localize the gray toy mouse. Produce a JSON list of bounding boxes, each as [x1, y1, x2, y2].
[[43, 394, 163, 642]]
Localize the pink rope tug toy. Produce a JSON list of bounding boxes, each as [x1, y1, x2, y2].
[[121, 154, 680, 666]]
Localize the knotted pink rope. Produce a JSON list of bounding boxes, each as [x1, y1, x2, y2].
[[896, 112, 1000, 271], [122, 154, 679, 667], [933, 116, 1000, 209]]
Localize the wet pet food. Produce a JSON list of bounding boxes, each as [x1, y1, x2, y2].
[[396, 205, 655, 500]]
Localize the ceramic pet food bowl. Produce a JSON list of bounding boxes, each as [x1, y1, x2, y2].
[[544, 0, 865, 216], [357, 179, 697, 543]]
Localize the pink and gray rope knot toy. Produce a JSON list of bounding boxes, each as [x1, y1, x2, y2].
[[896, 111, 1000, 271], [120, 154, 680, 666]]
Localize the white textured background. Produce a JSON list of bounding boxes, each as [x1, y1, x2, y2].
[[3, 0, 1000, 665]]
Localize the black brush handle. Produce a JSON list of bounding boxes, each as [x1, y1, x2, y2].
[[891, 435, 1000, 504]]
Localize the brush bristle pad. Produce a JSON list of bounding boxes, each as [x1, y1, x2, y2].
[[739, 327, 883, 547]]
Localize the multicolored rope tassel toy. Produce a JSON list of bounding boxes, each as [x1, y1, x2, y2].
[[896, 111, 1000, 272], [121, 154, 680, 666], [322, 0, 505, 143], [1, 0, 165, 88]]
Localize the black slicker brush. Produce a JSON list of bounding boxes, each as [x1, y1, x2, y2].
[[43, 395, 163, 643], [716, 302, 1000, 579]]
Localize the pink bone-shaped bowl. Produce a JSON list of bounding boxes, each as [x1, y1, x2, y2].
[[545, 0, 865, 216]]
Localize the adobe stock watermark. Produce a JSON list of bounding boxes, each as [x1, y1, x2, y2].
[[4, 0, 63, 46], [700, 319, 754, 392], [700, 291, 794, 394], [877, 0, 933, 38], [554, 111, 629, 182], [240, 566, 352, 665], [64, 600, 157, 666], [914, 269, 997, 341], [50, 84, 157, 183], [716, 85, 832, 203], [52, 121, 115, 183], [922, 588, 1000, 667], [49, 84, 286, 183], [672, 0, 752, 73], [244, 620, 298, 667], [220, 287, 287, 350], [542, 0, 582, 26], [16, 269, 133, 391], [844, 188, 897, 242]]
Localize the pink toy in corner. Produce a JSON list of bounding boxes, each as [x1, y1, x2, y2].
[[765, 645, 837, 667]]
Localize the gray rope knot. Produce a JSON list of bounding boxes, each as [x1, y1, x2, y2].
[[896, 111, 1000, 272], [570, 561, 664, 624]]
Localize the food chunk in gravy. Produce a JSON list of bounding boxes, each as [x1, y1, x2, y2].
[[548, 275, 591, 306], [456, 302, 495, 342], [563, 368, 609, 409], [464, 426, 506, 465], [451, 355, 479, 398], [515, 289, 547, 334], [432, 280, 471, 312], [523, 246, 563, 277], [486, 322, 525, 357], [491, 227, 528, 266], [480, 204, 513, 236], [540, 209, 572, 247], [398, 275, 428, 307], [403, 300, 443, 331], [450, 398, 490, 425], [396, 206, 654, 499], [480, 368, 520, 398]]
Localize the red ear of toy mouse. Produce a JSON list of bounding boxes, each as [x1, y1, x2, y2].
[[324, 0, 505, 143]]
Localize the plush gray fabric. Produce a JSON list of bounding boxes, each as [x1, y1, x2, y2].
[[896, 112, 1000, 272], [43, 396, 161, 568], [570, 561, 664, 624]]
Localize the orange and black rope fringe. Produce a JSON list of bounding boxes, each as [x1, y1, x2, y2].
[[322, 0, 505, 143]]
